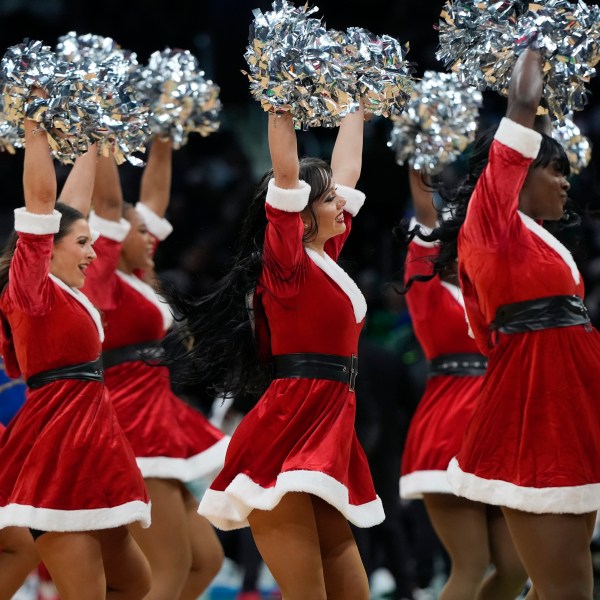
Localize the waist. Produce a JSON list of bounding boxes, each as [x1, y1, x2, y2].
[[273, 352, 358, 392], [490, 295, 591, 335], [27, 357, 104, 390], [102, 341, 164, 369], [429, 353, 487, 377]]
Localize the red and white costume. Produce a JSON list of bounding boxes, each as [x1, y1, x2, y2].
[[83, 204, 229, 483], [0, 209, 150, 531], [199, 181, 384, 530], [400, 222, 484, 498], [448, 118, 600, 513]]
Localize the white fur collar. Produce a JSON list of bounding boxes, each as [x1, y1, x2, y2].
[[49, 274, 105, 342], [517, 211, 580, 285], [440, 280, 465, 309], [305, 247, 367, 323], [116, 271, 174, 331]]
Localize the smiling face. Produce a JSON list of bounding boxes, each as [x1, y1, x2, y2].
[[50, 218, 96, 288], [121, 208, 155, 272], [519, 160, 570, 221], [301, 185, 347, 246]]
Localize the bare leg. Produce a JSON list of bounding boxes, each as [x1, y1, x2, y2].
[[179, 487, 224, 600], [311, 495, 370, 600], [501, 508, 595, 599], [248, 492, 327, 600], [35, 531, 105, 600], [479, 506, 528, 600], [423, 493, 490, 600], [0, 527, 39, 600], [129, 478, 193, 600], [100, 526, 151, 600]]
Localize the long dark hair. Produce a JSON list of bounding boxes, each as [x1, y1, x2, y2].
[[0, 202, 86, 295], [160, 157, 333, 399], [401, 125, 571, 292]]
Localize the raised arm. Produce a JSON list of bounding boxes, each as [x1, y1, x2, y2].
[[331, 101, 364, 188], [92, 155, 124, 222], [138, 138, 173, 217], [506, 48, 543, 129], [268, 112, 299, 189], [408, 167, 436, 229], [23, 119, 56, 215], [58, 145, 98, 217]]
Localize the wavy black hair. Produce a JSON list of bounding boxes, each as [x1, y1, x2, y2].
[[159, 157, 333, 399], [399, 124, 572, 292], [0, 202, 86, 295]]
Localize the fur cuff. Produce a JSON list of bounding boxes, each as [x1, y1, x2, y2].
[[266, 179, 310, 213], [495, 117, 542, 159], [89, 211, 131, 242], [135, 203, 173, 240], [14, 208, 61, 235], [335, 184, 365, 216]]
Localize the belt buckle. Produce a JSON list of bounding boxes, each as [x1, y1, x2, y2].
[[349, 354, 358, 392]]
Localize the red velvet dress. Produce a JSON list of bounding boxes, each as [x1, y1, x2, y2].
[[0, 210, 150, 531], [400, 230, 484, 498], [448, 117, 600, 513], [198, 182, 384, 530], [83, 211, 228, 483]]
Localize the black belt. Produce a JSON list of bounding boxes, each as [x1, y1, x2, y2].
[[26, 357, 104, 390], [273, 353, 358, 392], [102, 341, 164, 369], [490, 295, 591, 335], [429, 353, 487, 377]]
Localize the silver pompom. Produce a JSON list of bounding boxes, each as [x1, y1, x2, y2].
[[552, 113, 591, 175], [0, 120, 22, 154], [388, 71, 482, 174]]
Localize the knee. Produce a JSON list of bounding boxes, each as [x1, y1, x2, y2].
[[452, 550, 490, 582], [200, 542, 224, 581]]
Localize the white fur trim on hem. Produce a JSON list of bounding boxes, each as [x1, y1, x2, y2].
[[400, 470, 453, 499], [335, 184, 365, 216], [14, 208, 61, 235], [409, 216, 436, 248], [136, 437, 230, 482], [518, 210, 580, 285], [198, 470, 385, 531], [0, 500, 151, 531], [305, 247, 367, 323], [495, 117, 542, 159], [447, 457, 600, 514], [89, 211, 131, 242], [49, 274, 104, 343], [266, 179, 310, 213], [135, 203, 173, 241]]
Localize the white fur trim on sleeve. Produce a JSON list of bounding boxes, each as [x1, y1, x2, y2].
[[494, 117, 542, 159], [335, 184, 365, 216], [265, 179, 310, 213], [88, 211, 131, 242], [409, 216, 436, 248], [14, 208, 61, 235], [135, 203, 173, 241]]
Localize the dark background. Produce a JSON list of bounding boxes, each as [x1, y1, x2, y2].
[[1, 0, 600, 324]]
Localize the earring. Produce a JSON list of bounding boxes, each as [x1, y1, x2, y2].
[[303, 222, 309, 229]]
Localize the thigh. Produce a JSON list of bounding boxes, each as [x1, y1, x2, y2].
[[502, 508, 594, 599], [311, 495, 370, 600], [486, 505, 526, 576], [0, 527, 39, 600], [248, 492, 326, 600], [35, 531, 105, 600]]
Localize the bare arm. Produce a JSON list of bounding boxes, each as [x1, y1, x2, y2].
[[58, 145, 98, 217], [268, 112, 299, 189], [331, 102, 364, 187], [91, 155, 123, 222], [408, 167, 436, 229], [23, 119, 56, 215], [506, 48, 543, 129], [138, 138, 172, 217]]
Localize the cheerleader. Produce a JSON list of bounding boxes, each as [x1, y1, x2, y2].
[[0, 105, 151, 599], [400, 167, 526, 599], [78, 139, 227, 600], [425, 47, 600, 598], [165, 102, 384, 600]]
